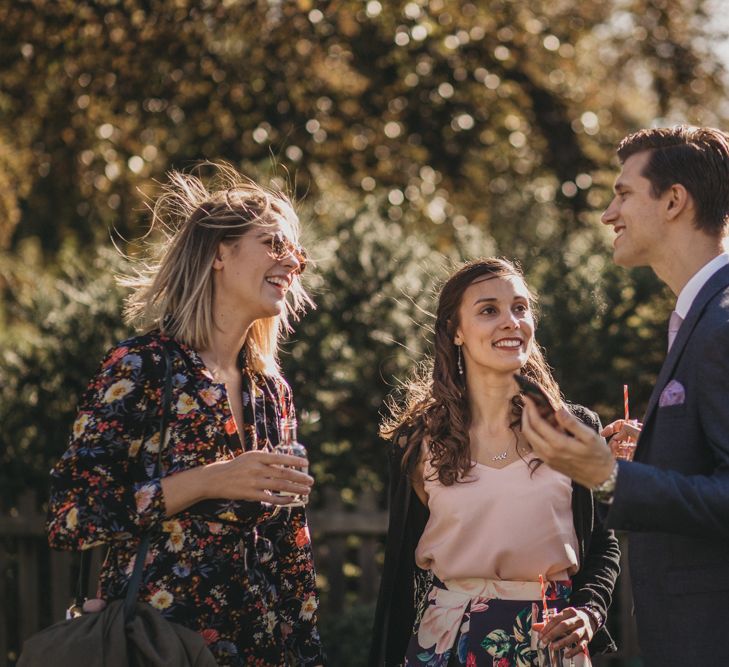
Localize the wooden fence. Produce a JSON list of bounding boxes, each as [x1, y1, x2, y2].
[[0, 489, 639, 666]]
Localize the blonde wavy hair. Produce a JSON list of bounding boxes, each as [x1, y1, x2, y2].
[[120, 163, 313, 377]]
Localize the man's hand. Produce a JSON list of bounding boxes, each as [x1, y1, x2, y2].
[[521, 397, 615, 488], [601, 419, 642, 456], [601, 418, 633, 440]]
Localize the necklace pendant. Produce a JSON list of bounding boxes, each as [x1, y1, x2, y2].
[[492, 450, 508, 461]]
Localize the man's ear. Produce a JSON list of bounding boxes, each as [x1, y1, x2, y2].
[[665, 183, 690, 220]]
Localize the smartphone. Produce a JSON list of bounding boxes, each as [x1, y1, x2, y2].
[[513, 374, 559, 427]]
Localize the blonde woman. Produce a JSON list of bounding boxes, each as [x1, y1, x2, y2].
[[47, 166, 325, 666]]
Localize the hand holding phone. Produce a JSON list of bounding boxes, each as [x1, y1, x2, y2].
[[513, 374, 559, 428]]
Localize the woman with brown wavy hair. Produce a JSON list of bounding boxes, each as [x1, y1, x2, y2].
[[369, 258, 620, 667]]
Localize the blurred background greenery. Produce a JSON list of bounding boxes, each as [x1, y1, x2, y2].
[[1, 1, 728, 664]]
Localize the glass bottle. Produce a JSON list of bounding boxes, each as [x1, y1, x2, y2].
[[534, 607, 568, 667], [274, 417, 309, 508]]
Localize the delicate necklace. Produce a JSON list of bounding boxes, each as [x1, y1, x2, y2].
[[492, 450, 509, 461]]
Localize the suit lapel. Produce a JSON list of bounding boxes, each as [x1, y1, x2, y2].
[[642, 264, 729, 430]]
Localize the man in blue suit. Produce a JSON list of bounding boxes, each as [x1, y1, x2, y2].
[[521, 126, 729, 666]]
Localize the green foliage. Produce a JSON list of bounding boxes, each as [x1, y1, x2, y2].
[[521, 230, 675, 420], [285, 199, 449, 492], [1, 0, 726, 250], [0, 244, 128, 506], [318, 602, 376, 667]]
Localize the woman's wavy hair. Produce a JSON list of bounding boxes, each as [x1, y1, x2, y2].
[[381, 257, 562, 485], [120, 162, 313, 378]]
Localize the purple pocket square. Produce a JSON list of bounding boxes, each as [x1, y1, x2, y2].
[[659, 379, 686, 407]]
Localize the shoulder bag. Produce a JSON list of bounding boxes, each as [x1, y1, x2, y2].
[[18, 345, 218, 667]]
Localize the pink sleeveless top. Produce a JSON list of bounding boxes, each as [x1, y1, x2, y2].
[[415, 455, 579, 582]]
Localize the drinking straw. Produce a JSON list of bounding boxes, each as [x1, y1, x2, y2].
[[538, 573, 549, 619], [623, 384, 630, 421]]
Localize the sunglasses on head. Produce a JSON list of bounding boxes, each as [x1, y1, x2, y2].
[[268, 231, 308, 274]]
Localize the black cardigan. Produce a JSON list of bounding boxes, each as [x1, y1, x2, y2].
[[368, 404, 620, 666]]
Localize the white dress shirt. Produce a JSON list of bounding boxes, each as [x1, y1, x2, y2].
[[674, 253, 729, 318]]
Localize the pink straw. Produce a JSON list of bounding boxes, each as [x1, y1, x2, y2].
[[623, 384, 630, 421]]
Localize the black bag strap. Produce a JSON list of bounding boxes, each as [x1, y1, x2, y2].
[[73, 343, 174, 622], [74, 544, 92, 611], [123, 343, 173, 621]]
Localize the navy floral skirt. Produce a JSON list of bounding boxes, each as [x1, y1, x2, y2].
[[404, 577, 591, 667]]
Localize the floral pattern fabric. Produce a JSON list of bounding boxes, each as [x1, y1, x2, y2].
[[404, 578, 590, 667], [47, 332, 324, 666]]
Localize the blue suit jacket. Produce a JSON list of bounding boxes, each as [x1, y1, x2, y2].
[[606, 263, 729, 666]]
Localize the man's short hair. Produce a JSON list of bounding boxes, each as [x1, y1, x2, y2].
[[617, 126, 729, 237]]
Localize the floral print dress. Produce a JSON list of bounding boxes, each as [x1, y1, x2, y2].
[[404, 578, 590, 667], [47, 332, 324, 666]]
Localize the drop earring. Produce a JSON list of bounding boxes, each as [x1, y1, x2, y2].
[[457, 345, 464, 376]]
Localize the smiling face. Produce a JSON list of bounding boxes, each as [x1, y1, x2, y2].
[[453, 274, 535, 377], [601, 150, 669, 269], [213, 219, 303, 324]]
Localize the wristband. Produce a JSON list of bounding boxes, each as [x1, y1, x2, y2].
[[581, 605, 603, 632]]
